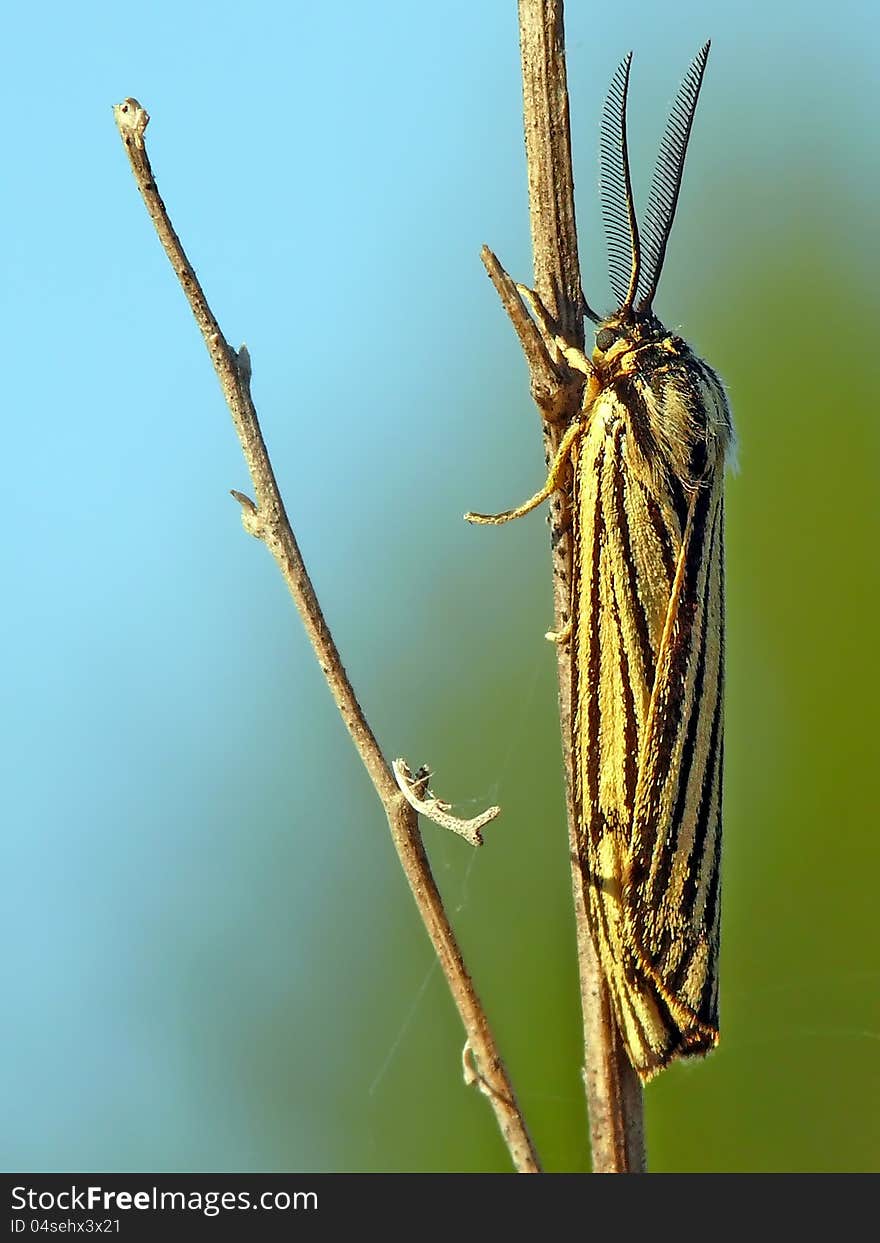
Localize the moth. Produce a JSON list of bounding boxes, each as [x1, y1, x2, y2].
[[467, 42, 735, 1080]]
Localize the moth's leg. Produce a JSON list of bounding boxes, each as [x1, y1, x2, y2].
[[513, 283, 566, 368], [556, 341, 593, 378], [545, 617, 573, 644], [465, 418, 583, 526], [516, 283, 595, 380]]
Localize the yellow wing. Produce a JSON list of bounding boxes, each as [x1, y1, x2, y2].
[[573, 391, 725, 1081]]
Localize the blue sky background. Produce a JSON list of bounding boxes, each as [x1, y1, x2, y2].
[[3, 1, 879, 1171]]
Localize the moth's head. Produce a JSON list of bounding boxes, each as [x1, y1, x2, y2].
[[584, 43, 710, 350], [590, 309, 665, 372]]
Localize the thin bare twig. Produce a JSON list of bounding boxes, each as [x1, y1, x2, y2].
[[499, 0, 647, 1171], [480, 244, 563, 413], [392, 760, 500, 847], [113, 97, 539, 1174]]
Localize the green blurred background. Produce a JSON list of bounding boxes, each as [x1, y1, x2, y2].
[[3, 1, 878, 1172]]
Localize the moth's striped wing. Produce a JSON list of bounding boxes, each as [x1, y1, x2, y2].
[[627, 459, 724, 1062], [572, 387, 725, 1081]]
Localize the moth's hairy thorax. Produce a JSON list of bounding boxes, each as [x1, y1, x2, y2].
[[588, 314, 734, 505]]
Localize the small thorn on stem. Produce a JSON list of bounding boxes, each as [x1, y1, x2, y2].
[[230, 489, 262, 538], [236, 343, 252, 387]]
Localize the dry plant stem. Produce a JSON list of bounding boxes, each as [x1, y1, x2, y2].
[[514, 0, 646, 1172], [113, 99, 539, 1174]]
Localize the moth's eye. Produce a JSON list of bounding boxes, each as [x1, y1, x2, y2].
[[595, 327, 617, 352]]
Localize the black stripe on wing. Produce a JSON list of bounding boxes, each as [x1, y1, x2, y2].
[[609, 425, 657, 694], [624, 468, 724, 1048], [648, 486, 723, 906], [581, 442, 606, 825], [629, 475, 717, 881]]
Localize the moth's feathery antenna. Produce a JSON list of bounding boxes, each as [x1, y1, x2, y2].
[[600, 51, 641, 315], [637, 41, 711, 312]]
